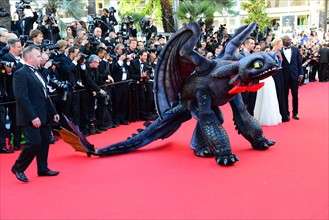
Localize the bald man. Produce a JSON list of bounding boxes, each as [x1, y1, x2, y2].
[[280, 35, 304, 120]]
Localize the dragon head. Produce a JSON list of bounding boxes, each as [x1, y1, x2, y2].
[[228, 52, 281, 94]]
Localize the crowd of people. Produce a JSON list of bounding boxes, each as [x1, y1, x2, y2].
[[0, 6, 328, 182]]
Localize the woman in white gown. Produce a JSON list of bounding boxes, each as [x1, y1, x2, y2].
[[253, 38, 283, 126]]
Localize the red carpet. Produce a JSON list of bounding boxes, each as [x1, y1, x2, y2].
[[1, 82, 328, 220]]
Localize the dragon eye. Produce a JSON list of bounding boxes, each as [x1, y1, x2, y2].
[[253, 61, 263, 69]]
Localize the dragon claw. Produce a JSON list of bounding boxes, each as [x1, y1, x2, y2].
[[216, 154, 239, 166], [252, 139, 275, 150], [193, 147, 214, 158]]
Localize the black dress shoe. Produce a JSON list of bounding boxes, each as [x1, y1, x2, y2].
[[0, 146, 14, 153], [38, 170, 60, 176], [293, 115, 300, 120], [120, 121, 130, 125], [98, 126, 108, 131], [13, 145, 21, 150], [11, 167, 29, 182]]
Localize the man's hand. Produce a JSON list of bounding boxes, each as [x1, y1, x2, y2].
[[141, 71, 148, 78], [99, 89, 106, 95], [107, 75, 114, 84], [53, 114, 60, 122], [73, 53, 82, 62], [44, 60, 53, 69], [32, 117, 41, 128]]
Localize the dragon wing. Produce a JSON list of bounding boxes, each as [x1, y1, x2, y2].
[[154, 23, 216, 119]]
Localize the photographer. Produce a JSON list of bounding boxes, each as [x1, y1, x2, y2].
[[27, 29, 43, 47], [146, 18, 157, 43], [217, 26, 231, 47], [100, 7, 118, 37], [111, 43, 131, 125], [12, 2, 38, 37], [95, 47, 114, 130], [121, 16, 137, 38], [38, 14, 61, 43], [2, 38, 23, 150], [0, 28, 8, 50], [126, 38, 138, 58], [129, 50, 154, 121], [57, 46, 83, 127], [80, 55, 107, 135]]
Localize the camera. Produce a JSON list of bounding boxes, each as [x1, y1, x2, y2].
[[218, 24, 226, 33], [143, 63, 154, 79], [18, 35, 29, 45], [139, 17, 151, 34], [49, 77, 71, 101], [87, 33, 99, 45], [109, 7, 116, 14], [0, 60, 15, 73], [44, 14, 55, 24], [15, 0, 31, 18], [48, 59, 60, 67], [126, 53, 137, 59], [97, 92, 110, 106], [116, 31, 129, 40], [122, 15, 134, 25], [78, 53, 88, 63], [145, 45, 162, 54]]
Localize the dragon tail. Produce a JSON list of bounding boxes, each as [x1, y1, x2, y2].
[[64, 104, 191, 157]]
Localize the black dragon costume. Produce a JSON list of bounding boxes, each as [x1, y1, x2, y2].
[[61, 22, 281, 166]]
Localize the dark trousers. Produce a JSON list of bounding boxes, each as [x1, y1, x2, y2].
[[96, 95, 112, 128], [309, 62, 318, 81], [318, 63, 328, 81], [112, 83, 129, 123], [7, 103, 22, 147], [80, 90, 95, 130], [13, 124, 51, 173], [241, 91, 257, 116], [0, 104, 6, 147], [283, 76, 299, 117]]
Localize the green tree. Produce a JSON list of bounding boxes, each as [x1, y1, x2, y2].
[[118, 0, 162, 31], [40, 0, 86, 36], [241, 0, 272, 32], [175, 0, 236, 27], [175, 0, 215, 24]]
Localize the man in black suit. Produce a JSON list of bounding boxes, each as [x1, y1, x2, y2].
[[57, 46, 82, 128], [111, 44, 131, 125], [129, 50, 154, 120], [12, 8, 38, 36], [2, 39, 23, 150], [240, 36, 257, 116], [281, 35, 304, 120], [11, 46, 60, 182], [100, 8, 118, 37], [318, 43, 329, 82]]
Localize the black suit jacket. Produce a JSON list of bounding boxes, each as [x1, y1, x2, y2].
[[1, 52, 23, 100], [13, 12, 38, 36], [318, 47, 329, 63], [13, 65, 57, 126], [58, 55, 80, 86], [129, 59, 143, 81], [281, 46, 304, 81], [111, 59, 130, 82]]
